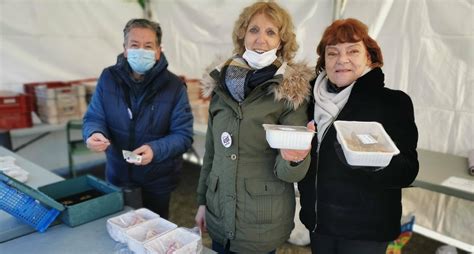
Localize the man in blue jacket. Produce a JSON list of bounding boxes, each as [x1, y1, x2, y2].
[[83, 19, 193, 219]]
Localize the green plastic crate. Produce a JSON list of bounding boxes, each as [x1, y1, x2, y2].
[[38, 175, 124, 227]]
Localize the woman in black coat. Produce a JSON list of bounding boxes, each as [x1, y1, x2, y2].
[[298, 18, 419, 254]]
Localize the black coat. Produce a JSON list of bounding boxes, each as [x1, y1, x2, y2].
[[298, 67, 419, 241]]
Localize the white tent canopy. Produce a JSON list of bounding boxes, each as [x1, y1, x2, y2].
[[0, 0, 473, 157]]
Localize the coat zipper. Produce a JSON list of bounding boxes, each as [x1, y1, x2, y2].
[[311, 114, 340, 233]]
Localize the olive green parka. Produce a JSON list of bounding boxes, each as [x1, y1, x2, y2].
[[197, 58, 314, 253]]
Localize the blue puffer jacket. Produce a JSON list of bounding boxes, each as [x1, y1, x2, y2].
[[83, 53, 193, 194]]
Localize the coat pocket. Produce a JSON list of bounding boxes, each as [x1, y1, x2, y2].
[[243, 178, 292, 224], [205, 174, 221, 218]]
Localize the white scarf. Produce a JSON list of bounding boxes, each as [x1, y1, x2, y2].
[[313, 71, 354, 146]]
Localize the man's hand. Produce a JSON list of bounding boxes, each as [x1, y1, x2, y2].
[[132, 144, 154, 165], [86, 133, 110, 152]]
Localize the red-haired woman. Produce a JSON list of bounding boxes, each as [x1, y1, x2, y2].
[[298, 18, 419, 254]]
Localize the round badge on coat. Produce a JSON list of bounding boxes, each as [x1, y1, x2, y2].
[[221, 132, 232, 148]]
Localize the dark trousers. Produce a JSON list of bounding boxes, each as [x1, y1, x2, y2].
[[141, 190, 171, 220], [212, 241, 276, 254], [310, 232, 388, 254]]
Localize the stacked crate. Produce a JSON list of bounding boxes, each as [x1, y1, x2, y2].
[[70, 78, 97, 104], [35, 84, 87, 124], [186, 79, 209, 125], [23, 81, 68, 114], [0, 91, 33, 129]]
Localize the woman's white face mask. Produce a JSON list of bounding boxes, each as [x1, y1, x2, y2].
[[243, 47, 278, 69], [242, 13, 281, 69]]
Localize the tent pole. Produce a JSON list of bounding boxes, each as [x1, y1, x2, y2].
[[333, 0, 346, 20], [143, 0, 152, 19]]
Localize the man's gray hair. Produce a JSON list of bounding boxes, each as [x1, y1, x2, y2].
[[123, 18, 162, 46]]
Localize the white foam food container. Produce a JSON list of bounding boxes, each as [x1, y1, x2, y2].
[[126, 218, 178, 254], [263, 124, 315, 150], [106, 208, 160, 243], [0, 156, 29, 183], [144, 227, 203, 254], [0, 166, 29, 183], [333, 121, 400, 167]]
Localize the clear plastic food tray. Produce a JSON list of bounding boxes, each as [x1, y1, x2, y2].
[[263, 124, 314, 150], [106, 208, 160, 243], [144, 227, 202, 254], [125, 217, 178, 254], [333, 121, 400, 167]]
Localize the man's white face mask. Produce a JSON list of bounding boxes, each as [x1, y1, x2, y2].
[[242, 47, 278, 69]]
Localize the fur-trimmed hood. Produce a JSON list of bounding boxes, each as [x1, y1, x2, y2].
[[200, 58, 315, 110]]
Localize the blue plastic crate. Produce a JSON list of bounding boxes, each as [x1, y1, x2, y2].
[[0, 174, 61, 233]]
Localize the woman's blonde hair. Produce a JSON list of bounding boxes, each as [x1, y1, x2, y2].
[[232, 1, 298, 63]]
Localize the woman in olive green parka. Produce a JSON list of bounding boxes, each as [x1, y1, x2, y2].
[[194, 2, 314, 253]]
